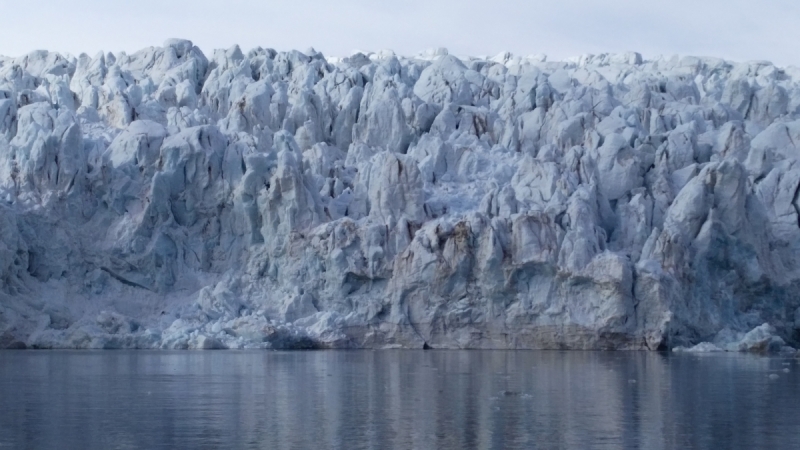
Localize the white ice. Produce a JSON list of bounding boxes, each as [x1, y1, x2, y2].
[[0, 41, 799, 351]]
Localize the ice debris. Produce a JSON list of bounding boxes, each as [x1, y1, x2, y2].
[[674, 323, 797, 354], [673, 342, 724, 353]]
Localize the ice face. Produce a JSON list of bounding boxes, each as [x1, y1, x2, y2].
[[0, 41, 799, 351]]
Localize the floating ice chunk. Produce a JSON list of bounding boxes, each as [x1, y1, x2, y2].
[[737, 324, 786, 354], [673, 342, 725, 353]]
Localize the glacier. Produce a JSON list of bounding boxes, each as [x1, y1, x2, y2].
[[0, 39, 799, 352]]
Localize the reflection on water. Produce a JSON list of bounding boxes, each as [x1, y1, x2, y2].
[[0, 350, 798, 449]]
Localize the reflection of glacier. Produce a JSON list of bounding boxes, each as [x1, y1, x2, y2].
[[0, 39, 800, 350], [1, 352, 798, 448]]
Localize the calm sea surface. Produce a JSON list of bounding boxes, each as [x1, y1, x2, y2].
[[0, 350, 798, 449]]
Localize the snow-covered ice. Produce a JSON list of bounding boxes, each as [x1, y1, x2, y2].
[[0, 40, 799, 351]]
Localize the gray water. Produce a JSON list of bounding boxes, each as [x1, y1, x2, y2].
[[0, 351, 798, 449]]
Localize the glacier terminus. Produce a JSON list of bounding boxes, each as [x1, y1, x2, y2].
[[0, 39, 799, 352]]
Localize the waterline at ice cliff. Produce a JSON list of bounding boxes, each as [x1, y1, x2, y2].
[[0, 40, 799, 352]]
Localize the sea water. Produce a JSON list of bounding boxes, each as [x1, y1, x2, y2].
[[0, 350, 798, 449]]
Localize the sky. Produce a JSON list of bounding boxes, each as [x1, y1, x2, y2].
[[0, 0, 798, 66]]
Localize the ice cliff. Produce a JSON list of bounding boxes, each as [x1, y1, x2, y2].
[[0, 40, 799, 351]]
